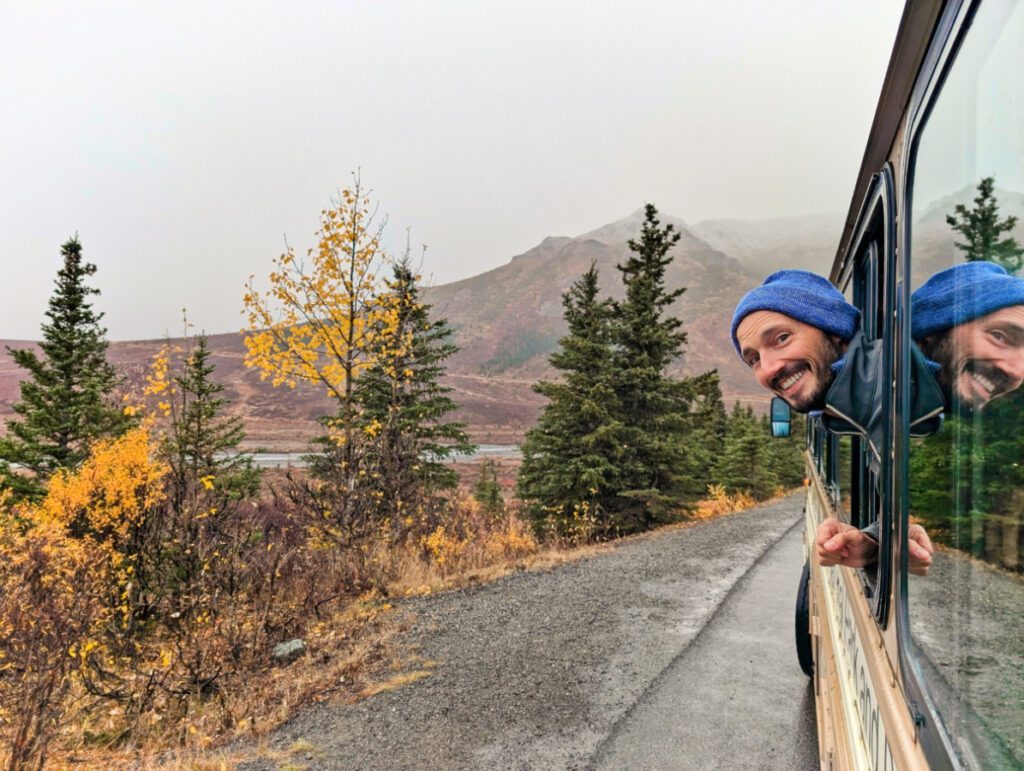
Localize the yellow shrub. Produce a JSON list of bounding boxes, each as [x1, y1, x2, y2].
[[483, 521, 538, 562], [422, 526, 467, 574], [0, 516, 112, 768], [693, 484, 757, 520], [35, 427, 167, 545]]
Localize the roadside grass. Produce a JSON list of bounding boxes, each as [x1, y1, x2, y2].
[[32, 483, 782, 770]]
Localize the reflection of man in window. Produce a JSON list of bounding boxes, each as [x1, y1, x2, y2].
[[913, 261, 1024, 412]]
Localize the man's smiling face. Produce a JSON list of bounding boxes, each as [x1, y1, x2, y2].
[[736, 310, 845, 413], [922, 305, 1024, 411]]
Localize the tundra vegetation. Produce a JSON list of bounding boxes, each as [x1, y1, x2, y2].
[[0, 192, 801, 768]]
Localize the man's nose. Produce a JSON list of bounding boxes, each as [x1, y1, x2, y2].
[[758, 351, 786, 385], [1000, 348, 1024, 384]]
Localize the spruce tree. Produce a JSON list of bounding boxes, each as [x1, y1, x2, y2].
[[164, 333, 260, 505], [608, 204, 693, 528], [349, 258, 474, 502], [474, 459, 505, 518], [0, 237, 132, 499], [674, 370, 727, 500], [517, 264, 622, 536], [763, 411, 806, 489], [946, 176, 1024, 274]]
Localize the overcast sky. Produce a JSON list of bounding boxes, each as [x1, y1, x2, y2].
[[0, 1, 903, 341]]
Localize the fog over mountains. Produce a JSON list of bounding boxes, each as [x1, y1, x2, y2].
[[4, 195, 1020, 450]]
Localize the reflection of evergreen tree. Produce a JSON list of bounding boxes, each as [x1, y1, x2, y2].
[[910, 402, 1023, 566], [909, 423, 957, 538], [946, 176, 1024, 274]]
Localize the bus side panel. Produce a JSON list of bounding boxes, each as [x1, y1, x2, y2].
[[805, 466, 929, 770]]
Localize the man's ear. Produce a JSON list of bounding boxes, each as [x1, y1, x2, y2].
[[831, 335, 848, 354]]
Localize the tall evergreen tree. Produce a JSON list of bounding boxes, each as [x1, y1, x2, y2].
[[608, 204, 694, 528], [0, 237, 133, 500], [517, 264, 622, 535], [163, 333, 260, 505], [348, 258, 474, 502], [946, 176, 1024, 274]]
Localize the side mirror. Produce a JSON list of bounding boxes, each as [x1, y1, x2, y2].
[[770, 396, 791, 438]]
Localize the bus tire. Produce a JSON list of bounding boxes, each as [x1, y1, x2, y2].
[[795, 561, 814, 677]]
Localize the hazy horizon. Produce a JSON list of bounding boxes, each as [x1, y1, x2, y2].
[[1, 1, 903, 341]]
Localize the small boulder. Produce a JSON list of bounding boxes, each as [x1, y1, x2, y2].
[[272, 638, 307, 665]]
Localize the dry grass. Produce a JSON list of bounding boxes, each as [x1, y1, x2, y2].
[[28, 485, 774, 770]]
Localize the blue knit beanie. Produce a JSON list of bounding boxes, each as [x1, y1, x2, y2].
[[730, 270, 860, 355], [911, 261, 1024, 341]]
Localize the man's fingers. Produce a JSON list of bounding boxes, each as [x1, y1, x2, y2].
[[909, 524, 934, 554], [824, 529, 860, 552], [909, 540, 932, 560]]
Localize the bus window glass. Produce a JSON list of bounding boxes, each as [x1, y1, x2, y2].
[[908, 0, 1024, 765], [836, 434, 853, 521]]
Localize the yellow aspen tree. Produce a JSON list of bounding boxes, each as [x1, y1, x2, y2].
[[242, 177, 400, 477]]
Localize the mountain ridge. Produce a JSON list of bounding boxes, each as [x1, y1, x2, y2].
[[0, 208, 878, 449]]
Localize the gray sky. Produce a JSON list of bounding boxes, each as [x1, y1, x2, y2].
[[0, 1, 903, 341]]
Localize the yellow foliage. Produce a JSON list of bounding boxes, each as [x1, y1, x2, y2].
[[0, 514, 112, 767], [482, 521, 538, 562], [242, 180, 403, 402], [693, 484, 757, 520], [422, 526, 467, 573], [35, 427, 167, 544]]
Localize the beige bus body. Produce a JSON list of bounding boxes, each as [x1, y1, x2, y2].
[[804, 462, 929, 771]]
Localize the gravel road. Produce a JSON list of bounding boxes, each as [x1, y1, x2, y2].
[[910, 547, 1024, 766], [240, 494, 815, 770]]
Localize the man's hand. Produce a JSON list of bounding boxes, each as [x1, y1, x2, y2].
[[816, 517, 879, 568], [815, 517, 935, 576], [908, 524, 934, 576]]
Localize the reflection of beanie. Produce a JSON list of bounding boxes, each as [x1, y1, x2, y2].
[[911, 261, 1024, 341], [730, 270, 860, 356]]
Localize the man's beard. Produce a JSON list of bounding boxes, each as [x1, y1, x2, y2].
[[770, 336, 843, 413], [921, 334, 1016, 414]]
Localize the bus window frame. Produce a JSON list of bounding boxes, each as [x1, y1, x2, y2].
[[897, 0, 979, 766], [836, 167, 897, 625]]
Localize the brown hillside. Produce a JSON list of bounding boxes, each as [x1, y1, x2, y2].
[[0, 209, 852, 450]]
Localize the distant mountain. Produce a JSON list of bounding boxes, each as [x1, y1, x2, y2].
[[423, 209, 762, 390], [691, 211, 843, 276], [0, 209, 860, 450]]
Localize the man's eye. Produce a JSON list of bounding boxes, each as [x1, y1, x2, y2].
[[775, 333, 791, 345], [990, 330, 1007, 343], [747, 355, 759, 368]]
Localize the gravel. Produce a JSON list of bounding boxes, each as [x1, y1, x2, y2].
[[910, 547, 1024, 766], [239, 494, 805, 770]]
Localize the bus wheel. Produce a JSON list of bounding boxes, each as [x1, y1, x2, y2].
[[795, 561, 814, 677]]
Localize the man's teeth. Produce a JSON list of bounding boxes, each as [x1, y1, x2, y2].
[[971, 370, 995, 394], [780, 370, 805, 390]]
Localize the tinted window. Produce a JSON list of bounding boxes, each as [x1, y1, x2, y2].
[[907, 1, 1024, 765]]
